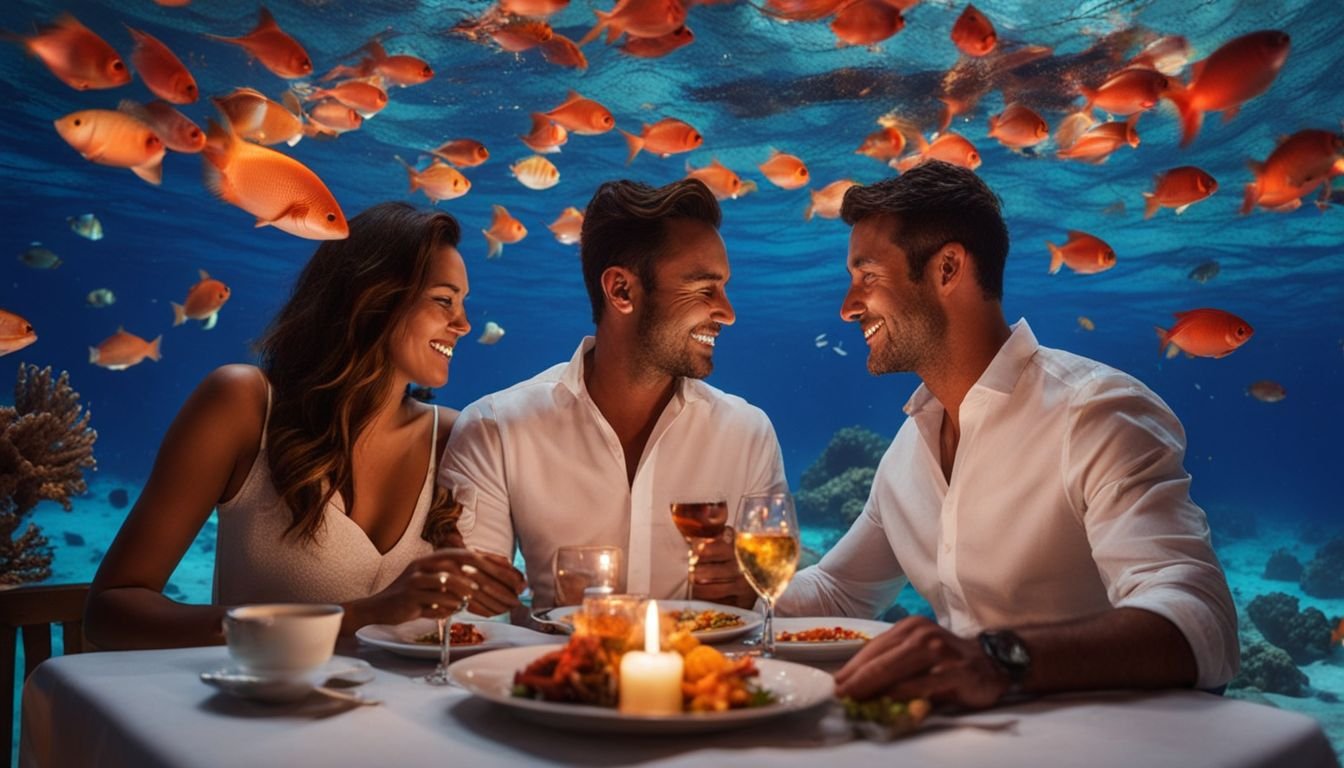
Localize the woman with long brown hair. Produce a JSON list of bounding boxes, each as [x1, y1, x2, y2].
[[86, 202, 524, 649]]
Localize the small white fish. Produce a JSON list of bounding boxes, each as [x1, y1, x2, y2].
[[69, 213, 104, 241], [814, 333, 828, 348], [86, 288, 116, 308], [478, 321, 505, 345], [832, 342, 848, 357]]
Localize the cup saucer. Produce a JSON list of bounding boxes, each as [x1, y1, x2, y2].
[[201, 656, 372, 703]]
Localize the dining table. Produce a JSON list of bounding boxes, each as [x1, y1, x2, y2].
[[19, 623, 1341, 768]]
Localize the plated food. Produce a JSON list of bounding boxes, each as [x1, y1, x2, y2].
[[412, 622, 487, 646], [355, 618, 552, 659], [767, 617, 891, 662], [777, 626, 871, 643], [533, 600, 761, 644]]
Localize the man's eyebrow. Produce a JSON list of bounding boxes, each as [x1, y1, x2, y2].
[[680, 270, 726, 283], [848, 256, 877, 270]]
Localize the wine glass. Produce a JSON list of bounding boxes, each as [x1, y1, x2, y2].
[[552, 545, 624, 607], [733, 492, 800, 658], [423, 565, 476, 686], [670, 497, 728, 600]]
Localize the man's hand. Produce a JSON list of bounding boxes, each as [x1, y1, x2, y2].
[[834, 616, 1011, 710], [690, 527, 757, 609]]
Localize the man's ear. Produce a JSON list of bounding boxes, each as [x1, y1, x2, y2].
[[936, 242, 969, 294], [601, 266, 638, 316]]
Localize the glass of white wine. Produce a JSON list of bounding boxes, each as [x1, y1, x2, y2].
[[733, 492, 800, 658]]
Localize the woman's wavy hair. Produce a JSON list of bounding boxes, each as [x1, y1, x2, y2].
[[256, 201, 462, 543]]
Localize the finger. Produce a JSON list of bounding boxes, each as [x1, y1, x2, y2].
[[692, 562, 741, 584], [467, 555, 528, 594], [835, 617, 923, 685], [834, 639, 939, 701], [691, 579, 750, 603]]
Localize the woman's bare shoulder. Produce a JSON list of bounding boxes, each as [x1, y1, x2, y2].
[[184, 364, 268, 437]]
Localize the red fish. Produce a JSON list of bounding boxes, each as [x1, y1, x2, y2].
[[520, 113, 569, 154], [1242, 130, 1344, 214], [621, 118, 703, 163], [53, 104, 165, 185], [325, 41, 434, 87], [1056, 119, 1139, 164], [15, 14, 130, 91], [951, 4, 996, 57], [548, 207, 583, 245], [89, 327, 161, 370], [1143, 166, 1217, 219], [1155, 309, 1253, 359], [500, 0, 571, 15], [830, 0, 905, 47], [173, 269, 231, 329], [686, 159, 748, 200], [540, 35, 587, 70], [305, 81, 387, 117], [143, 100, 206, 153], [1047, 231, 1116, 275], [987, 103, 1048, 149], [758, 150, 809, 190], [306, 100, 362, 135], [619, 26, 693, 58], [483, 204, 527, 259], [1081, 67, 1169, 117], [544, 91, 614, 135], [1127, 35, 1190, 75], [1330, 618, 1344, 645], [578, 0, 686, 46], [490, 20, 553, 52], [395, 156, 470, 203], [1167, 30, 1290, 147], [214, 87, 304, 146], [894, 132, 981, 172], [126, 26, 197, 104], [432, 139, 489, 167], [805, 179, 856, 220], [0, 309, 37, 356], [206, 7, 312, 79]]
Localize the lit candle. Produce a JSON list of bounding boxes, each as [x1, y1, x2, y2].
[[618, 600, 684, 715]]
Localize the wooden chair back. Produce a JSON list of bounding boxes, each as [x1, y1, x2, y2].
[[0, 583, 90, 766]]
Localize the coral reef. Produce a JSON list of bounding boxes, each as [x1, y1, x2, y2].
[[1301, 537, 1344, 598], [1246, 592, 1334, 664], [796, 426, 886, 530], [0, 365, 97, 585], [1230, 642, 1310, 697], [1263, 548, 1303, 582]]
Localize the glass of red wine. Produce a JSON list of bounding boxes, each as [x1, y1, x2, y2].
[[670, 497, 729, 601]]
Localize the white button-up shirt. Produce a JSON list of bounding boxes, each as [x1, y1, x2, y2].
[[440, 337, 787, 610], [776, 320, 1239, 689]]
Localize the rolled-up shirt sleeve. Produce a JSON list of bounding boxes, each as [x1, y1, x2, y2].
[[438, 399, 514, 560], [1066, 376, 1239, 689], [777, 493, 908, 620]]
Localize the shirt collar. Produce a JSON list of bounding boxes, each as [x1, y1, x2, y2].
[[902, 318, 1037, 415], [557, 335, 708, 405]]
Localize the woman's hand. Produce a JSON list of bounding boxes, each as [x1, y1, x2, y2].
[[345, 549, 526, 632]]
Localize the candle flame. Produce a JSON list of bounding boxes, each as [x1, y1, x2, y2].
[[599, 551, 611, 574], [645, 600, 659, 654]]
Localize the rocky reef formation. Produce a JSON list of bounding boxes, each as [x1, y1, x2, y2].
[[1246, 592, 1334, 664], [1263, 548, 1303, 582], [1231, 641, 1310, 697], [1301, 537, 1344, 598], [0, 365, 97, 584], [796, 426, 887, 531]]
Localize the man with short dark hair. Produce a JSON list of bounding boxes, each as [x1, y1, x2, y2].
[[776, 161, 1238, 709], [440, 179, 785, 611]]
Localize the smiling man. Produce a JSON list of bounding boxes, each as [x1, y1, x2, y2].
[[439, 179, 785, 613], [775, 161, 1238, 709]]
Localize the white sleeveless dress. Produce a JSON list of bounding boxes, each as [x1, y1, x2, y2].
[[213, 383, 437, 605]]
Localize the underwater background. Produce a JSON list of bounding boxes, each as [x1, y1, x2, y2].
[[2, 0, 1342, 758]]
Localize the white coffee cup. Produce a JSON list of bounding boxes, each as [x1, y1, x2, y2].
[[223, 603, 343, 675]]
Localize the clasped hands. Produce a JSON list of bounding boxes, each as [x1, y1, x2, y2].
[[373, 548, 526, 625], [835, 616, 1012, 710]]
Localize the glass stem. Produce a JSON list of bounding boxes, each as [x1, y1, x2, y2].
[[436, 616, 450, 680], [686, 545, 698, 601], [762, 599, 776, 657]]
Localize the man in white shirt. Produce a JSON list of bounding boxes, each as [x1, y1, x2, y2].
[[776, 161, 1238, 709], [440, 179, 787, 612]]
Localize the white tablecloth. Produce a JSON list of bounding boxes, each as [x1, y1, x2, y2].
[[20, 640, 1340, 768]]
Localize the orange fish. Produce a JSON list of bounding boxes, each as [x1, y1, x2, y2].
[[500, 0, 571, 15], [364, 42, 434, 86], [549, 207, 584, 245], [0, 309, 37, 356], [895, 132, 981, 172], [54, 104, 165, 185], [490, 20, 553, 52], [395, 156, 471, 203], [1168, 30, 1290, 147], [203, 113, 348, 240], [685, 159, 747, 200], [805, 179, 857, 221], [951, 4, 996, 57], [306, 100, 363, 137], [620, 26, 694, 58], [13, 14, 129, 91], [540, 34, 587, 70], [511, 155, 560, 190], [483, 204, 527, 259], [520, 113, 569, 154], [1246, 380, 1286, 403], [1155, 309, 1253, 359], [173, 269, 231, 329], [431, 139, 489, 167], [578, 0, 687, 46], [1053, 110, 1096, 150], [763, 0, 846, 21], [987, 103, 1048, 149], [1077, 316, 1095, 332], [1047, 231, 1116, 275], [125, 26, 196, 104], [1081, 67, 1170, 117], [305, 81, 387, 117], [1127, 35, 1190, 76], [1144, 166, 1217, 219], [1056, 119, 1139, 164], [856, 116, 917, 161], [1330, 618, 1344, 645], [1242, 130, 1344, 214], [621, 118, 703, 163], [89, 327, 161, 370], [214, 88, 304, 146], [830, 0, 905, 47], [206, 8, 311, 79], [758, 150, 809, 190], [143, 100, 206, 153], [544, 90, 615, 135]]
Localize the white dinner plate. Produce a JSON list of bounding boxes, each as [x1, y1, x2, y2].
[[356, 618, 552, 659], [200, 656, 372, 703], [450, 644, 834, 734], [531, 600, 763, 644], [769, 617, 891, 662]]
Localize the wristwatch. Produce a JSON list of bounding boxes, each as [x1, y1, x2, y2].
[[978, 629, 1031, 693]]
